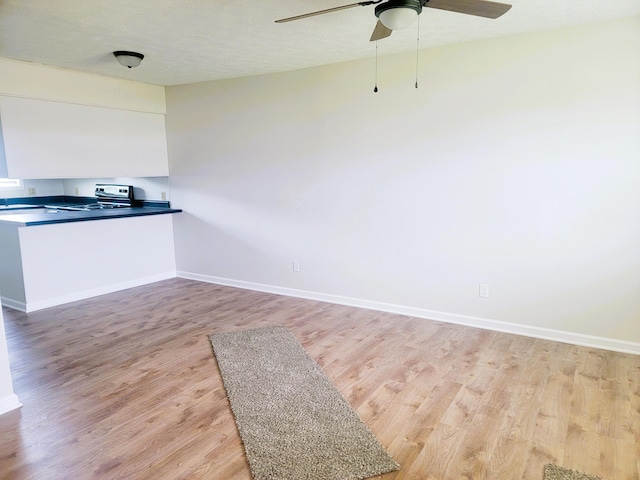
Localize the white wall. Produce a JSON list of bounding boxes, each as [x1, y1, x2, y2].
[[0, 306, 21, 415], [0, 179, 65, 198], [166, 16, 640, 352]]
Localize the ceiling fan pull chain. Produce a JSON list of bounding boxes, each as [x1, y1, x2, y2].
[[415, 16, 420, 89], [374, 41, 379, 92]]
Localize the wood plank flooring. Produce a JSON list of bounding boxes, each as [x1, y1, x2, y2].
[[0, 278, 638, 479]]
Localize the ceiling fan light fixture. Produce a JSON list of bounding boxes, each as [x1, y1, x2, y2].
[[375, 0, 422, 30], [113, 50, 144, 68]]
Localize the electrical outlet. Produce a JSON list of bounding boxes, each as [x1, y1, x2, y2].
[[161, 191, 167, 201], [479, 284, 489, 298], [292, 261, 300, 272], [27, 187, 37, 196], [74, 187, 80, 196]]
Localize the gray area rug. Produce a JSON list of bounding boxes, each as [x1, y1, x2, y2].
[[544, 464, 604, 480], [209, 325, 399, 480]]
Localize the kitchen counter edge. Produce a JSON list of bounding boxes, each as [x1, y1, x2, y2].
[[0, 206, 182, 227]]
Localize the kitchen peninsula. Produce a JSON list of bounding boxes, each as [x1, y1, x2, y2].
[[0, 198, 180, 312]]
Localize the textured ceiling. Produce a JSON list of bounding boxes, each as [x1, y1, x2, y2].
[[1, 0, 639, 86]]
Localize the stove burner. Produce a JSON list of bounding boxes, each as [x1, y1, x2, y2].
[[49, 203, 130, 211]]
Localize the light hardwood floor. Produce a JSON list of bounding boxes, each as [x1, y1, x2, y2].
[[1, 278, 638, 480]]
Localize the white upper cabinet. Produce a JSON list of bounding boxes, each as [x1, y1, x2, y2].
[[0, 96, 169, 178]]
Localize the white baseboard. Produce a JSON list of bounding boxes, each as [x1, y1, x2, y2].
[[0, 393, 22, 416], [178, 271, 640, 356], [2, 271, 177, 313], [0, 297, 27, 312]]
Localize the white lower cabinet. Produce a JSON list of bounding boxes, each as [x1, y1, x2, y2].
[[0, 215, 176, 312]]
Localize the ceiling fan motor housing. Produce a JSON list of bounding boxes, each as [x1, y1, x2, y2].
[[375, 0, 424, 30]]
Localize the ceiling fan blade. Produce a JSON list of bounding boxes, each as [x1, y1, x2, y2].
[[425, 0, 512, 19], [275, 1, 381, 23], [370, 20, 392, 41]]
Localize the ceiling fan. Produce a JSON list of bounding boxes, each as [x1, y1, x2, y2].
[[275, 0, 512, 41]]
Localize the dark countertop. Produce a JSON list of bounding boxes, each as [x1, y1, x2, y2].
[[0, 204, 44, 211], [0, 203, 181, 227]]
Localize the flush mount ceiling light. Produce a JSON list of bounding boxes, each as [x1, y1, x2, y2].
[[113, 50, 144, 68], [375, 0, 422, 30]]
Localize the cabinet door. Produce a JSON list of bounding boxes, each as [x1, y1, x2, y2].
[[0, 96, 169, 178]]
